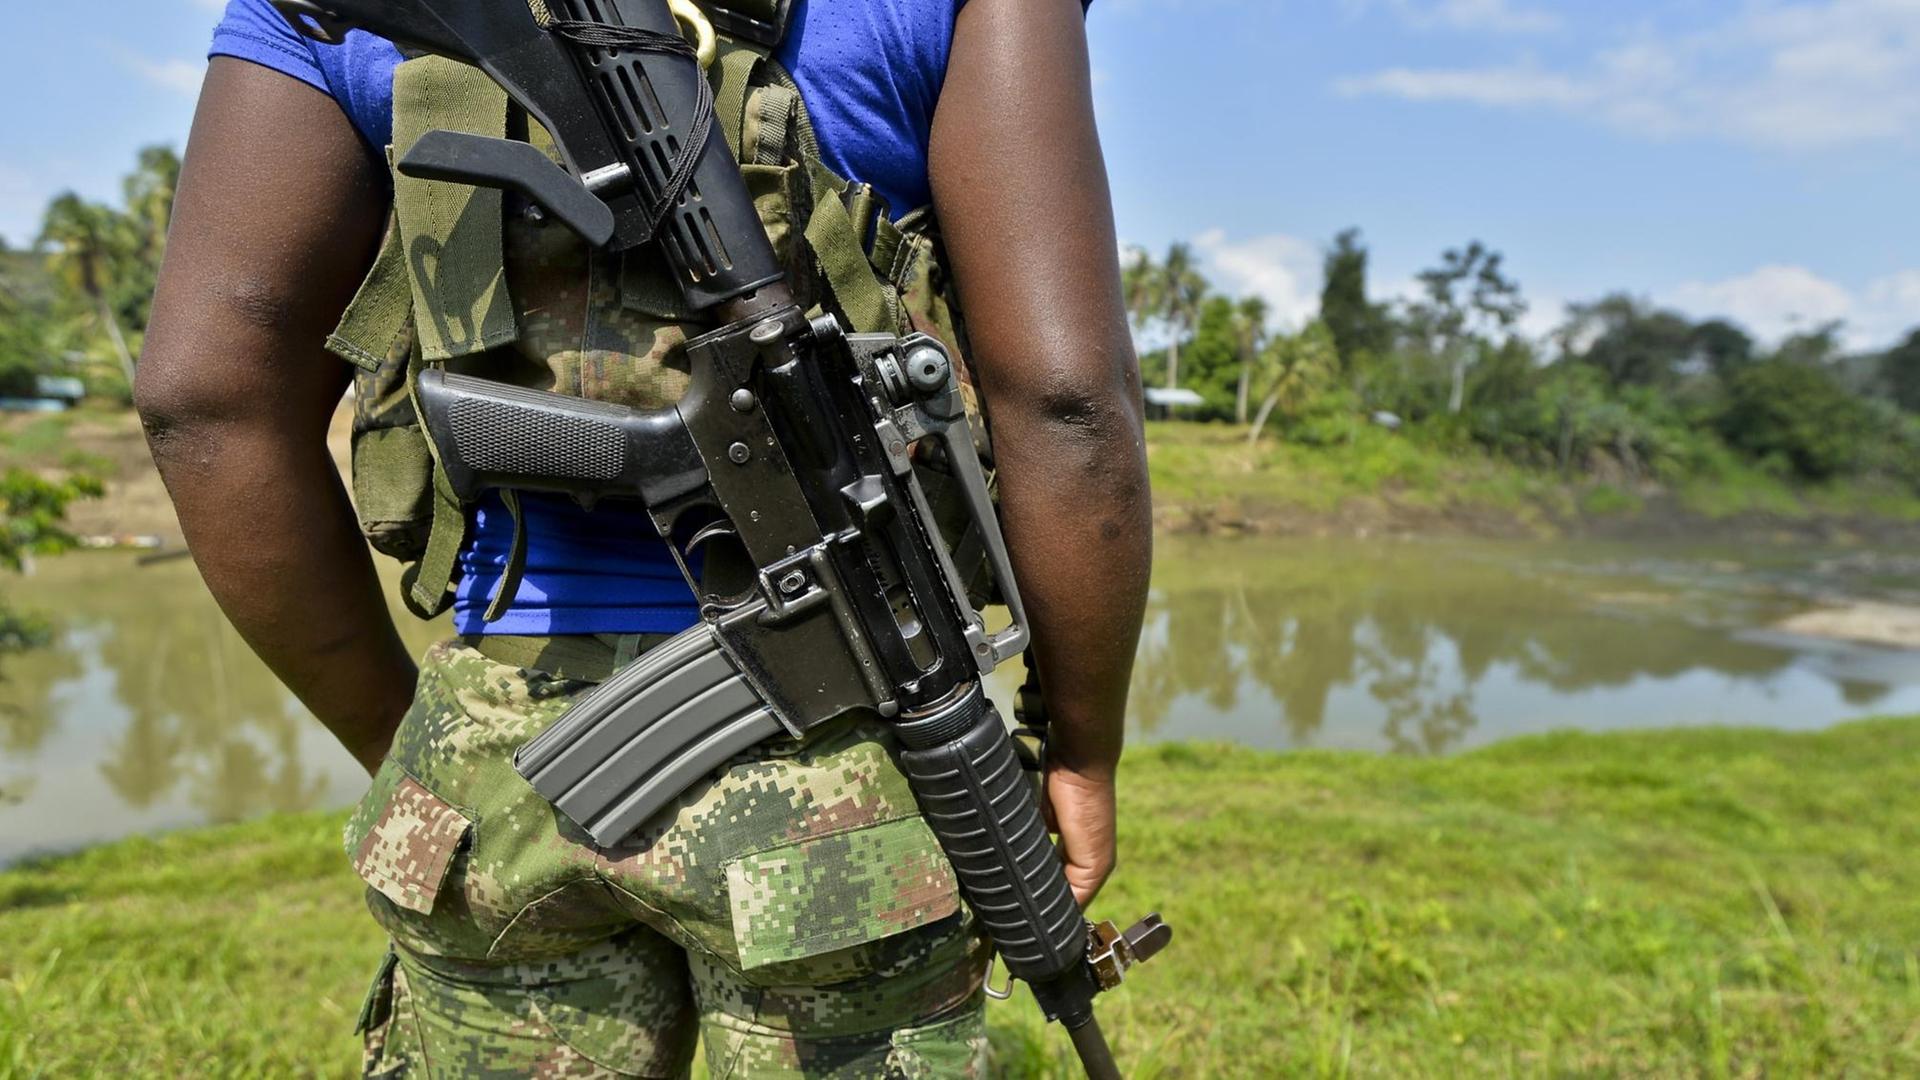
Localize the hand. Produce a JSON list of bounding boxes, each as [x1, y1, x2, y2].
[[1044, 763, 1116, 907]]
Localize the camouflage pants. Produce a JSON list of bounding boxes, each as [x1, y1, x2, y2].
[[347, 639, 989, 1078]]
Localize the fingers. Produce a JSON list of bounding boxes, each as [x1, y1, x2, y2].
[[1046, 766, 1117, 907]]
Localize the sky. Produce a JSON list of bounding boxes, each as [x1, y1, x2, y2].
[[3, 0, 1916, 350]]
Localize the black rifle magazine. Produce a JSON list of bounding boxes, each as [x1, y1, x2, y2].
[[514, 623, 783, 846]]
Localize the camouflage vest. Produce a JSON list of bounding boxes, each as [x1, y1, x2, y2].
[[324, 1, 983, 621]]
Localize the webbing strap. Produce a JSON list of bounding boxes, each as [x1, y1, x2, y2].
[[404, 463, 466, 619], [482, 489, 529, 623], [466, 632, 669, 683], [750, 83, 799, 165], [327, 217, 412, 373], [713, 43, 764, 159], [804, 161, 898, 333], [391, 57, 518, 362]]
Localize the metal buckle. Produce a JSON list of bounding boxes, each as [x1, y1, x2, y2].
[[1088, 913, 1173, 992]]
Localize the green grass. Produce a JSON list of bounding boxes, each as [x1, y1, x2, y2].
[[1147, 421, 1570, 530], [1148, 420, 1920, 533], [6, 719, 1920, 1077], [0, 410, 112, 475]]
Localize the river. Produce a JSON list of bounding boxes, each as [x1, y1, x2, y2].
[[5, 535, 1920, 864]]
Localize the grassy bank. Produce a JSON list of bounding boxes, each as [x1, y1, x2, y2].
[[1147, 421, 1920, 539], [5, 720, 1919, 1077], [14, 408, 1920, 550]]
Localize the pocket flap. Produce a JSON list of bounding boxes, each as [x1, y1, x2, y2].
[[350, 774, 473, 915], [726, 817, 960, 971]]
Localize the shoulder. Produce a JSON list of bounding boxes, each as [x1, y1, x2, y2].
[[207, 0, 401, 150], [208, 0, 330, 93]]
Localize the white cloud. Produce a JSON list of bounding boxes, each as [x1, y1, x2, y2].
[[1337, 64, 1588, 107], [1349, 0, 1561, 34], [123, 56, 205, 97], [1336, 0, 1920, 149], [1192, 228, 1324, 329], [1667, 264, 1920, 350]]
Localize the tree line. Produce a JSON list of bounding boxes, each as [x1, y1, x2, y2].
[[0, 146, 179, 401], [1123, 231, 1920, 489], [9, 147, 1920, 493]]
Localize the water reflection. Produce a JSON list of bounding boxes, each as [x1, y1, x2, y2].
[[1125, 537, 1920, 754], [7, 538, 1920, 863], [0, 554, 443, 862]]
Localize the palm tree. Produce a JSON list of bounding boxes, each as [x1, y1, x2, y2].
[[1120, 246, 1158, 334], [1232, 295, 1270, 425], [38, 193, 135, 384], [122, 146, 181, 269], [1247, 321, 1339, 447], [1155, 242, 1207, 392]]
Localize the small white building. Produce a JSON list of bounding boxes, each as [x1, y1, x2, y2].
[[0, 375, 86, 412], [1143, 387, 1206, 420]]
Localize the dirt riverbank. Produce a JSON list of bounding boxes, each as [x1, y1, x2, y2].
[[2, 404, 353, 548]]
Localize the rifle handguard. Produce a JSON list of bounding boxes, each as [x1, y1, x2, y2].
[[895, 685, 1101, 1028]]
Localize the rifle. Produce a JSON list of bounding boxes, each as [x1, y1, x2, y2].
[[275, 2, 1170, 1074]]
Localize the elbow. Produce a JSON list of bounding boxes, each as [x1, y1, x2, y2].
[[999, 375, 1151, 517], [1017, 355, 1147, 471], [132, 344, 214, 462], [132, 332, 267, 470], [1033, 383, 1142, 448]]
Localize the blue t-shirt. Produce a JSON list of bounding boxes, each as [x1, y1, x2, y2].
[[209, 0, 954, 212], [209, 0, 965, 635]]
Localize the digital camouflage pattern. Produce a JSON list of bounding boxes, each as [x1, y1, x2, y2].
[[347, 640, 989, 1078]]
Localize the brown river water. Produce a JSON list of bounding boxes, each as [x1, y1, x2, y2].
[[5, 535, 1920, 865]]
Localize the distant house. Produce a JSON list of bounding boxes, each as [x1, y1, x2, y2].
[[1143, 387, 1206, 420], [0, 375, 86, 413]]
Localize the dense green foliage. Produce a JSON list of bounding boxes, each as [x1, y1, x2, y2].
[[1, 146, 178, 404], [1127, 233, 1920, 499], [0, 468, 98, 654], [5, 719, 1919, 1076], [0, 470, 100, 573]]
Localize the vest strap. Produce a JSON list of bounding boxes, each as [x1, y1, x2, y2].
[[403, 463, 466, 619], [327, 217, 412, 372], [401, 346, 467, 619], [804, 161, 899, 333], [391, 57, 519, 362], [714, 42, 764, 159], [747, 82, 799, 165]]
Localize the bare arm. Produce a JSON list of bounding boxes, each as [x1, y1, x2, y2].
[[930, 0, 1151, 903], [136, 58, 415, 773]]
